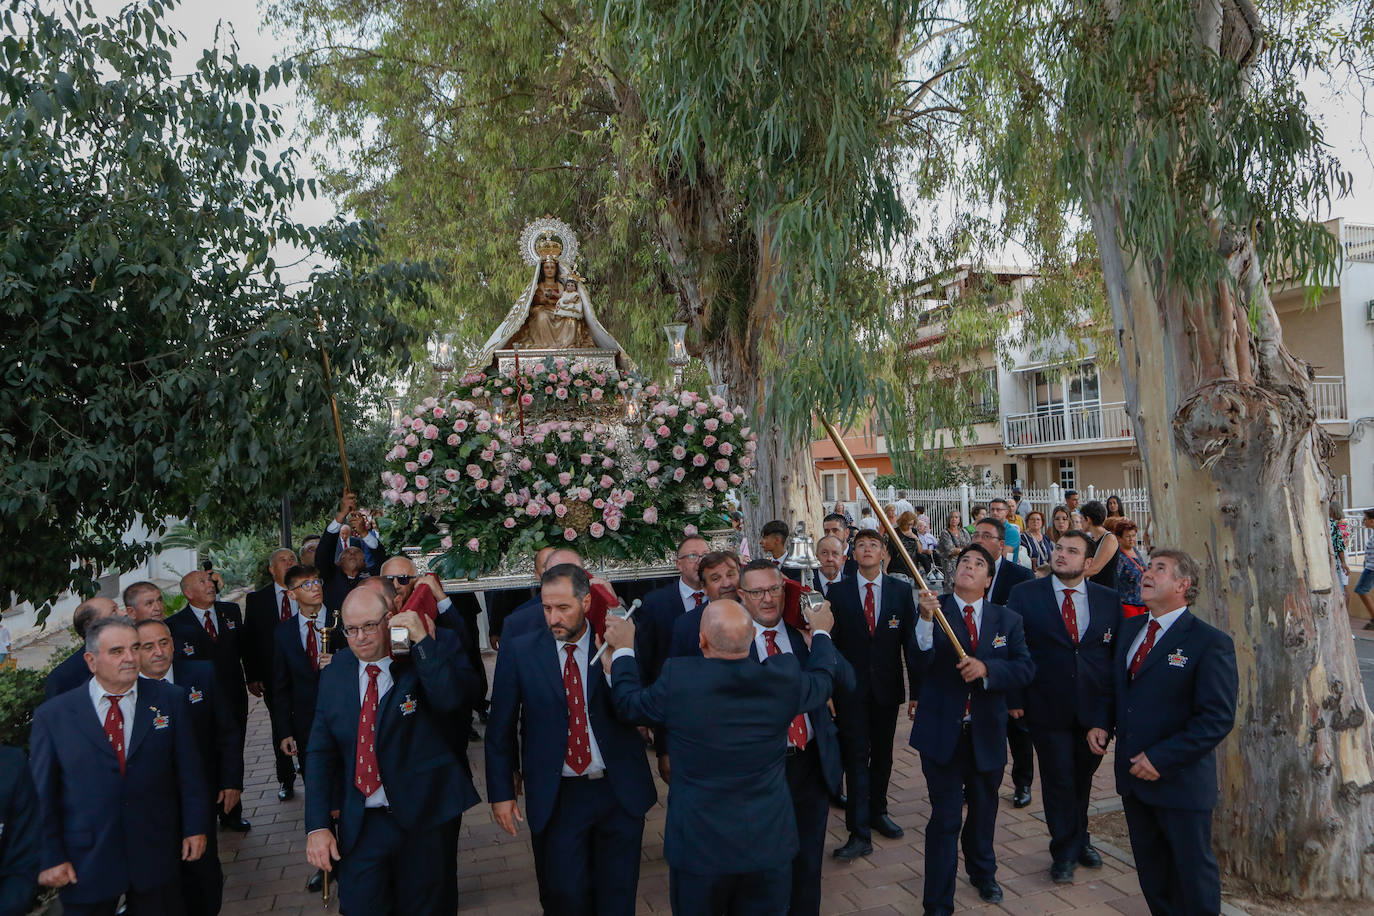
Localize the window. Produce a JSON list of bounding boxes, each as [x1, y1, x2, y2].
[[1123, 460, 1145, 491], [821, 470, 848, 505], [1058, 458, 1076, 490], [862, 469, 879, 491], [970, 367, 999, 421]]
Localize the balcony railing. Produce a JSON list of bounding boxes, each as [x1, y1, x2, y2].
[[1313, 376, 1347, 422], [1003, 401, 1134, 450]]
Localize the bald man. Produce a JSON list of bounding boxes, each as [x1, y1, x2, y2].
[[604, 600, 840, 915], [244, 547, 301, 800], [44, 597, 123, 700]]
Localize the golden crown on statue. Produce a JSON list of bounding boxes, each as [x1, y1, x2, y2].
[[534, 234, 563, 259]]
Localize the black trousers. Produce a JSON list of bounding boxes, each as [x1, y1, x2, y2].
[[339, 809, 447, 916], [1123, 795, 1221, 916], [1029, 723, 1102, 863], [668, 864, 791, 916], [220, 687, 249, 825], [62, 880, 184, 916], [182, 813, 223, 916], [1007, 714, 1034, 790], [920, 727, 1003, 916], [841, 699, 898, 841], [530, 775, 644, 916], [785, 743, 829, 916], [261, 687, 298, 787]]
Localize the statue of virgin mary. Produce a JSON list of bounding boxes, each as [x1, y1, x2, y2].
[[472, 217, 630, 370]]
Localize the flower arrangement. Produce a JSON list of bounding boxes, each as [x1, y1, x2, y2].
[[377, 364, 757, 579]]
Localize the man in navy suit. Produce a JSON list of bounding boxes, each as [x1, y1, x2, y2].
[[31, 615, 210, 916], [0, 745, 39, 915], [44, 597, 122, 700], [304, 587, 482, 916], [500, 547, 626, 645], [242, 547, 301, 801], [911, 544, 1035, 914], [486, 564, 657, 915], [1006, 530, 1122, 883], [814, 534, 850, 600], [667, 550, 742, 660], [316, 492, 385, 613], [737, 561, 849, 916], [828, 528, 919, 859], [137, 618, 243, 916], [822, 514, 860, 579], [973, 516, 1036, 807], [1088, 549, 1237, 916], [167, 568, 251, 832], [604, 598, 839, 916]]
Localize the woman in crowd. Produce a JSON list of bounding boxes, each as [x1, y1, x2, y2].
[[1114, 519, 1149, 617], [1048, 505, 1071, 543], [913, 516, 939, 575], [1082, 499, 1120, 589], [967, 505, 987, 533], [1021, 510, 1054, 568], [1105, 493, 1125, 522], [891, 511, 923, 578], [938, 510, 971, 579]]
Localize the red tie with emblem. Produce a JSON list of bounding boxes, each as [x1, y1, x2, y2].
[[203, 610, 218, 641], [563, 644, 592, 774], [280, 590, 292, 622], [963, 606, 978, 718], [355, 664, 383, 796], [864, 582, 877, 635], [765, 630, 809, 748], [1128, 619, 1160, 679], [103, 694, 126, 775], [306, 620, 320, 671], [1061, 589, 1079, 645], [691, 591, 705, 608]]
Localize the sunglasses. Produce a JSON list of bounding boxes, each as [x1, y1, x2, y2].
[[382, 574, 414, 585]]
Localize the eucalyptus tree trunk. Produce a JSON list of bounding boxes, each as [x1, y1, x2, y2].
[[1089, 160, 1374, 898]]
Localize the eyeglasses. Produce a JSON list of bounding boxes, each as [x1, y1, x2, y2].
[[738, 584, 784, 598], [291, 579, 322, 590], [677, 553, 706, 562], [382, 574, 414, 585], [342, 616, 387, 639]]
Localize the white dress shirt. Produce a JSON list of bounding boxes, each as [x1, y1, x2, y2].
[[915, 596, 984, 652], [89, 677, 138, 748], [752, 623, 814, 745], [557, 626, 607, 777], [815, 572, 843, 598], [857, 571, 882, 619], [678, 578, 705, 613], [1050, 576, 1090, 640], [1125, 606, 1189, 670], [357, 656, 394, 807]]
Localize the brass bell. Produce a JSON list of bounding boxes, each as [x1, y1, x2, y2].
[[782, 522, 821, 571]]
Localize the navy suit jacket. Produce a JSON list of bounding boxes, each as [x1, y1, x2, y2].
[[1005, 577, 1121, 730], [989, 558, 1034, 606], [668, 605, 706, 660], [167, 602, 247, 716], [829, 574, 920, 705], [315, 528, 384, 613], [0, 747, 39, 916], [43, 649, 89, 701], [635, 581, 698, 687], [499, 594, 546, 645], [908, 595, 1035, 771], [242, 583, 287, 688], [30, 680, 209, 904], [270, 612, 341, 751], [747, 624, 848, 796], [156, 658, 243, 792], [1110, 610, 1237, 810], [485, 628, 657, 833], [304, 633, 481, 854], [610, 635, 839, 875]]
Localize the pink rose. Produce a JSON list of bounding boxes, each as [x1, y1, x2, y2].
[[400, 491, 416, 506], [703, 435, 717, 447], [591, 388, 603, 401], [583, 431, 596, 443], [555, 387, 568, 400], [418, 449, 434, 465], [578, 487, 592, 501], [720, 442, 734, 455], [423, 424, 440, 440], [559, 431, 573, 444], [722, 411, 736, 424], [643, 437, 658, 449], [414, 490, 428, 504], [404, 433, 419, 447], [704, 418, 719, 432], [664, 405, 679, 418], [601, 457, 613, 469], [692, 454, 707, 467], [580, 454, 593, 466], [715, 477, 727, 490], [433, 406, 446, 418], [548, 492, 561, 504], [392, 475, 408, 491], [410, 417, 425, 431], [607, 516, 621, 531], [439, 468, 457, 482], [440, 535, 453, 549], [504, 517, 517, 528], [466, 464, 482, 478], [657, 425, 670, 437], [526, 503, 541, 517], [589, 522, 605, 538], [672, 445, 686, 460], [600, 474, 615, 488], [714, 458, 729, 472], [704, 478, 715, 490], [645, 460, 660, 473], [555, 503, 569, 518], [546, 453, 559, 466], [642, 507, 659, 523], [475, 479, 489, 490], [729, 473, 742, 485], [695, 402, 709, 415], [476, 420, 492, 433], [501, 386, 514, 396], [557, 472, 572, 486], [519, 457, 534, 472], [446, 433, 459, 446], [684, 524, 698, 536], [683, 423, 696, 434], [453, 419, 468, 432], [563, 528, 577, 541], [521, 393, 534, 406], [647, 476, 660, 489], [466, 538, 480, 551], [404, 461, 418, 473], [672, 468, 686, 482], [414, 475, 429, 489], [593, 498, 605, 509]]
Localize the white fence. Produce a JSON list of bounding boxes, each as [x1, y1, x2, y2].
[[847, 483, 1154, 534]]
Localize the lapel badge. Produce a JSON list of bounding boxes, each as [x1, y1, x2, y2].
[[1103, 628, 1114, 645], [187, 687, 204, 704], [887, 617, 900, 629], [991, 634, 1007, 649], [182, 644, 195, 656], [152, 708, 170, 729], [1168, 649, 1188, 668], [224, 618, 236, 630], [399, 695, 418, 716]]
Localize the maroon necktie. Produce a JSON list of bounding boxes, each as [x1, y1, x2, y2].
[[563, 645, 592, 774], [103, 695, 126, 775], [864, 583, 877, 635], [962, 607, 977, 718], [691, 591, 705, 608], [355, 664, 383, 796], [1128, 620, 1160, 679], [765, 631, 809, 748], [280, 590, 292, 622], [1061, 589, 1080, 645], [306, 620, 320, 671], [203, 610, 218, 641]]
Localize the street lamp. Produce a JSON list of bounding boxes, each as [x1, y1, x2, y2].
[[664, 322, 689, 391], [428, 331, 456, 386]]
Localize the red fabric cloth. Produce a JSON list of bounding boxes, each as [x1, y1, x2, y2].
[[1128, 620, 1160, 679], [1122, 603, 1147, 619], [780, 579, 813, 632], [587, 582, 618, 639], [103, 695, 126, 776], [402, 583, 440, 628], [562, 645, 592, 774], [355, 664, 383, 796], [765, 631, 810, 748], [1061, 589, 1080, 645]]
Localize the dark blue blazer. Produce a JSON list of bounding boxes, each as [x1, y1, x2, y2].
[[0, 747, 39, 916], [43, 649, 89, 701], [270, 610, 343, 751], [668, 606, 706, 659], [485, 628, 657, 833], [609, 636, 839, 875], [30, 680, 209, 904], [989, 558, 1034, 606], [499, 594, 546, 645], [315, 529, 384, 613], [635, 581, 698, 687], [242, 582, 287, 688], [167, 602, 247, 716], [304, 632, 481, 854], [1005, 577, 1121, 730], [160, 658, 243, 792], [908, 595, 1035, 771], [747, 625, 848, 796], [829, 574, 920, 705], [1110, 610, 1237, 811]]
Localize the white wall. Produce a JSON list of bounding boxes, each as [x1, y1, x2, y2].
[[1341, 247, 1374, 506]]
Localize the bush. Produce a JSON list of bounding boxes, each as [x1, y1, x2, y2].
[[209, 533, 275, 590], [0, 641, 79, 751]]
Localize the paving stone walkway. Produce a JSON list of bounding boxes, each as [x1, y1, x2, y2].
[[215, 651, 1161, 915]]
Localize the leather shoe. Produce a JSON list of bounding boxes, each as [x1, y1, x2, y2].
[[873, 814, 904, 839], [832, 836, 873, 861], [1078, 843, 1103, 868], [829, 792, 847, 809], [1012, 785, 1032, 808], [220, 817, 251, 832], [972, 877, 1003, 903], [278, 783, 295, 801], [306, 870, 324, 893], [1051, 861, 1076, 884]]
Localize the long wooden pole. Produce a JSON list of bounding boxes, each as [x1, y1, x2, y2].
[[817, 415, 967, 660], [314, 308, 352, 495]]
